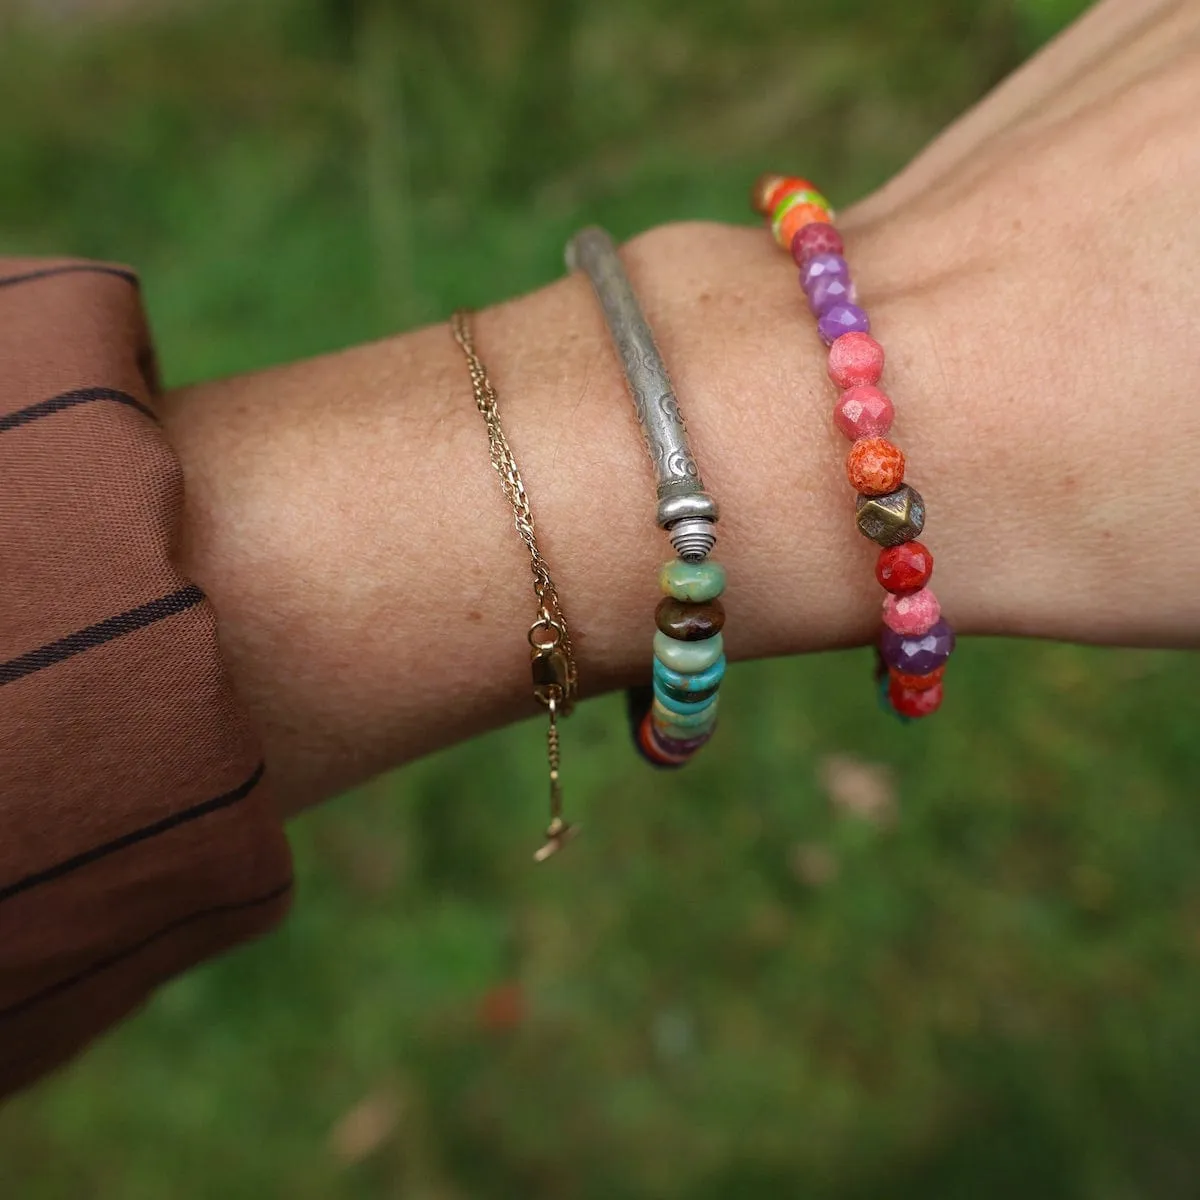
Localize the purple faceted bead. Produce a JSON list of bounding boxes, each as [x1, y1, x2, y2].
[[808, 273, 857, 317], [801, 252, 850, 294], [879, 618, 956, 676], [817, 302, 870, 346]]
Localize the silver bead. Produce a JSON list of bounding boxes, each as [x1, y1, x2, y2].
[[567, 227, 710, 502], [668, 518, 717, 562], [656, 491, 719, 530]]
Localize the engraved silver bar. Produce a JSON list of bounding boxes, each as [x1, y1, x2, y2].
[[566, 227, 719, 532]]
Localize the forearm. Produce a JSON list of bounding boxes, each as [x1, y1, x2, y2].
[[160, 188, 1196, 816], [159, 224, 942, 813]]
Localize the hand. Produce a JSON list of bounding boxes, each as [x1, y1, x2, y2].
[[837, 0, 1200, 646]]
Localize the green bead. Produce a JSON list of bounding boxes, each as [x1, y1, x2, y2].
[[658, 559, 726, 603], [653, 631, 724, 674], [770, 190, 832, 237], [652, 695, 718, 732]]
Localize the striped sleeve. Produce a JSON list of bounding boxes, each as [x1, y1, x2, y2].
[[0, 258, 293, 1096]]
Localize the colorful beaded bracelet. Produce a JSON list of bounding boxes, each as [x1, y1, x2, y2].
[[752, 173, 955, 719], [566, 227, 727, 766]]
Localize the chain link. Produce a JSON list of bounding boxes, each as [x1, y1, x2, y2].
[[452, 311, 579, 860]]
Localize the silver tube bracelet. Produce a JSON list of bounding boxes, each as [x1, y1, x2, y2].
[[566, 227, 728, 768]]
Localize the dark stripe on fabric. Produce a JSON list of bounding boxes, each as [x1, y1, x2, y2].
[[0, 585, 204, 687], [0, 763, 266, 906], [0, 264, 139, 292], [0, 386, 156, 433], [0, 878, 293, 1023]]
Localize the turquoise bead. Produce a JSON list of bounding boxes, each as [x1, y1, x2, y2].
[[653, 680, 718, 716], [653, 654, 726, 698], [652, 695, 718, 732], [653, 631, 724, 674], [659, 559, 726, 603]]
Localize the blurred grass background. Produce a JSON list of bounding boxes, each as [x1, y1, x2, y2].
[[3, 0, 1200, 1196]]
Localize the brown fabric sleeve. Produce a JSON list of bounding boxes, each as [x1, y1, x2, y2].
[[0, 259, 293, 1097]]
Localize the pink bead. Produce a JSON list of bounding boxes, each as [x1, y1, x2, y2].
[[882, 587, 941, 636], [790, 221, 845, 268], [827, 332, 884, 389], [833, 385, 894, 441]]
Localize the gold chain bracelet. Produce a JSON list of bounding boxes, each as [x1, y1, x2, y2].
[[451, 310, 579, 862]]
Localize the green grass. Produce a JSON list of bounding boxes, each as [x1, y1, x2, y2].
[[6, 1, 1200, 1197]]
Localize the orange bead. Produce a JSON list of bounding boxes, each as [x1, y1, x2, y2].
[[846, 437, 905, 495], [763, 176, 819, 215], [776, 201, 832, 249], [889, 664, 945, 691]]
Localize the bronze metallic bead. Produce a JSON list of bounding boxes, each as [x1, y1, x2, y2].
[[655, 596, 726, 642], [750, 173, 785, 216], [855, 484, 926, 548]]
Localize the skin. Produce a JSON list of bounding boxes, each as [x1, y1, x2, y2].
[[160, 0, 1200, 816]]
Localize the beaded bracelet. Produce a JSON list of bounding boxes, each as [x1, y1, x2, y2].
[[566, 227, 727, 766], [752, 174, 955, 719]]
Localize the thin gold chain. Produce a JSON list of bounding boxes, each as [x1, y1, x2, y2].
[[451, 310, 579, 860]]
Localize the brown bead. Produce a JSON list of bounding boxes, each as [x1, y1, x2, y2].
[[655, 597, 726, 642], [750, 172, 786, 216]]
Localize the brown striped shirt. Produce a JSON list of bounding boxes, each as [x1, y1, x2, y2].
[[0, 259, 291, 1097]]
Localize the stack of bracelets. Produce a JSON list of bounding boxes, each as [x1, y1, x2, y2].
[[752, 173, 955, 719], [456, 186, 956, 858], [567, 227, 727, 767]]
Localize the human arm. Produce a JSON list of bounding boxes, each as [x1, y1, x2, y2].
[[160, 0, 1200, 816]]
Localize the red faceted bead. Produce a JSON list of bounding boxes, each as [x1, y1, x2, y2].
[[888, 678, 944, 718], [834, 384, 894, 441], [889, 664, 945, 692], [876, 541, 933, 594]]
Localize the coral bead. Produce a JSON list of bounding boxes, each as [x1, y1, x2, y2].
[[889, 664, 945, 692], [875, 541, 933, 593], [775, 200, 833, 249], [882, 587, 941, 635], [791, 221, 844, 268], [828, 331, 884, 388], [817, 303, 869, 346], [888, 678, 944, 719], [834, 385, 894, 441], [846, 437, 905, 496]]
